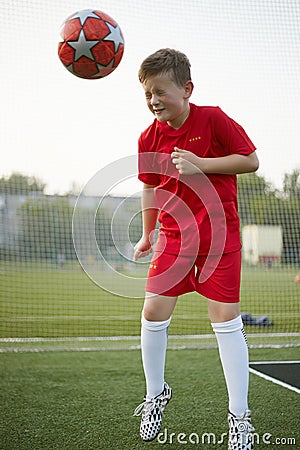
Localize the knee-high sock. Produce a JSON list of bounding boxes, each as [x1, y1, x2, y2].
[[141, 315, 171, 399], [211, 316, 249, 416]]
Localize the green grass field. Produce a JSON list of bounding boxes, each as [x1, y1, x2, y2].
[[0, 262, 299, 342], [0, 262, 299, 449], [0, 347, 299, 450]]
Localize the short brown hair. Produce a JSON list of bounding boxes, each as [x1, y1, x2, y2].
[[138, 48, 191, 86]]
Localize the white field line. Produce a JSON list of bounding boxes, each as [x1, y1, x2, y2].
[[249, 367, 300, 394], [0, 332, 299, 343], [0, 344, 299, 353], [0, 334, 299, 352], [250, 360, 300, 364]]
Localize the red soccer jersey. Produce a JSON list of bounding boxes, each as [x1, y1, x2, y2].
[[138, 104, 256, 256]]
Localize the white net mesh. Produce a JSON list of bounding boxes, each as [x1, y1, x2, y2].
[[0, 0, 299, 350]]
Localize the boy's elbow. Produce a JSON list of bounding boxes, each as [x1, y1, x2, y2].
[[250, 159, 259, 173], [248, 152, 259, 172]]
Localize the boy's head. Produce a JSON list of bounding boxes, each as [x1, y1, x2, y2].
[[138, 48, 192, 87], [138, 49, 193, 129]]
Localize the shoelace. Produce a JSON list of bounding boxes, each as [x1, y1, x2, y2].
[[133, 394, 169, 418], [133, 398, 159, 417]]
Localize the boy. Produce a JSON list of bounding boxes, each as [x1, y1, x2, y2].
[[133, 49, 259, 450]]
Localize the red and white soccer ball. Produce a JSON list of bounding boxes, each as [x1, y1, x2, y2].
[[58, 9, 125, 79]]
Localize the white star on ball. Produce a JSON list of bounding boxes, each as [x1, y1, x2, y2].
[[103, 22, 124, 52], [89, 59, 115, 78], [68, 30, 99, 61], [68, 9, 100, 26]]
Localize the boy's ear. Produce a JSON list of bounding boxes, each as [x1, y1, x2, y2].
[[184, 80, 194, 98]]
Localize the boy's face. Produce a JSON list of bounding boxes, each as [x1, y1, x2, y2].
[[142, 73, 193, 129]]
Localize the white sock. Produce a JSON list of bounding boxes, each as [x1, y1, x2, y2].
[[211, 316, 249, 416], [141, 315, 171, 399]]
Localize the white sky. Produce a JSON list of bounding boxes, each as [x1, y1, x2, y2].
[[0, 0, 299, 195]]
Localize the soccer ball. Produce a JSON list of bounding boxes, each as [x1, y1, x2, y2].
[[58, 9, 125, 79]]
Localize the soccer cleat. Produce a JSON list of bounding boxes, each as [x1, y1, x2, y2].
[[228, 410, 255, 450], [133, 382, 172, 441]]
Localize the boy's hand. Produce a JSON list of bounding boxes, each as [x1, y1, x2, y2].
[[171, 148, 202, 175], [133, 234, 154, 261]]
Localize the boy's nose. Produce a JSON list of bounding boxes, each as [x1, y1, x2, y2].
[[151, 94, 159, 106]]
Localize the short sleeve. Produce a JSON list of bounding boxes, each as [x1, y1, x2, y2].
[[212, 107, 256, 156]]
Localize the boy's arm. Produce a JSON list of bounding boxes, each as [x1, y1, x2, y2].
[[171, 148, 259, 175], [134, 183, 158, 261]]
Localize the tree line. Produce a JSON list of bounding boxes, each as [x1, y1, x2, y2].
[[238, 170, 299, 264], [0, 171, 299, 264]]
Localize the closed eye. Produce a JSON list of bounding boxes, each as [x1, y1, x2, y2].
[[145, 90, 166, 100]]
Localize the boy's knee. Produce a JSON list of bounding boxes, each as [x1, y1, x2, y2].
[[142, 314, 171, 331], [143, 309, 166, 322], [143, 292, 177, 321], [207, 299, 240, 323]]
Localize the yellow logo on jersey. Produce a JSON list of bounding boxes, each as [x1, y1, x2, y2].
[[188, 136, 201, 142]]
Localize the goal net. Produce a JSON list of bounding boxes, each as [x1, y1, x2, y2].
[[0, 0, 299, 351]]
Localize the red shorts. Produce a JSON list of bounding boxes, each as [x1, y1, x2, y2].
[[146, 250, 241, 303]]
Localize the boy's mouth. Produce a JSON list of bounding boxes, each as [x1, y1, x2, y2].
[[153, 108, 165, 115]]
